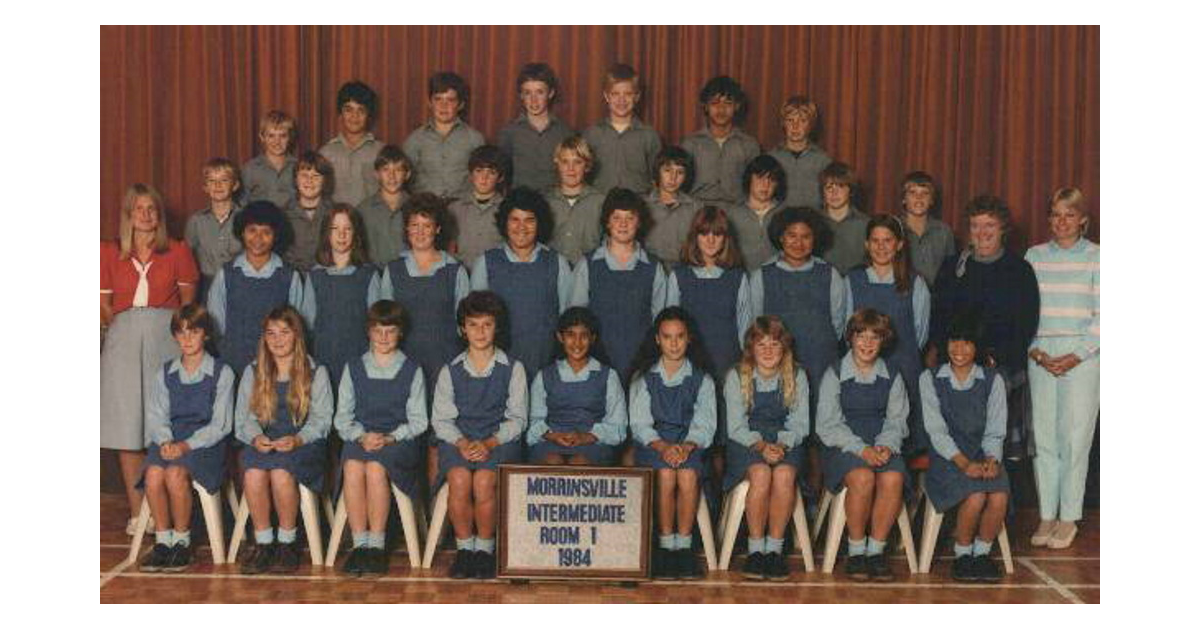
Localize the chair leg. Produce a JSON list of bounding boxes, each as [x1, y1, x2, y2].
[[813, 489, 833, 541], [918, 495, 943, 573], [791, 488, 815, 572], [193, 481, 227, 565], [322, 493, 336, 528], [716, 490, 733, 545], [393, 484, 423, 569], [126, 497, 152, 565], [227, 494, 250, 564], [695, 490, 718, 572], [324, 494, 348, 567], [717, 481, 748, 571], [821, 489, 847, 574], [422, 484, 449, 569], [907, 470, 927, 518], [298, 486, 324, 566], [896, 502, 918, 574], [997, 522, 1014, 574], [225, 483, 239, 519]]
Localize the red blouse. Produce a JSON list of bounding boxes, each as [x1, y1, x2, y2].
[[100, 240, 200, 314]]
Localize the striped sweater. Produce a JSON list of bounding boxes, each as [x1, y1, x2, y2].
[[1024, 238, 1100, 359]]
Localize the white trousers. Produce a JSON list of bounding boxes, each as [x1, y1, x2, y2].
[[1028, 337, 1099, 522]]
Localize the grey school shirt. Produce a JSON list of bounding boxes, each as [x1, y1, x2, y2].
[[402, 119, 485, 199], [644, 190, 701, 267], [727, 201, 785, 270], [319, 133, 383, 207], [185, 205, 243, 280], [356, 191, 408, 266], [282, 199, 332, 272], [582, 117, 662, 195], [545, 185, 605, 264], [448, 194, 504, 272], [241, 154, 297, 209], [680, 127, 761, 207], [906, 216, 957, 287], [497, 114, 574, 192], [768, 144, 832, 210], [821, 206, 870, 276]]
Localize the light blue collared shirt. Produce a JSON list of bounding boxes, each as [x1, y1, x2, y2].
[[816, 354, 910, 455], [207, 253, 305, 336], [430, 350, 528, 445], [748, 255, 847, 339], [723, 367, 810, 449], [919, 365, 1007, 462], [470, 243, 574, 314], [333, 350, 428, 444], [527, 358, 628, 446], [665, 265, 753, 344], [144, 353, 235, 450], [234, 357, 333, 447], [843, 267, 930, 348], [628, 359, 716, 448], [299, 264, 382, 332], [568, 240, 667, 317], [378, 249, 470, 309]]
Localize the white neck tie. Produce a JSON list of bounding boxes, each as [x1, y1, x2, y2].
[[131, 258, 153, 307]]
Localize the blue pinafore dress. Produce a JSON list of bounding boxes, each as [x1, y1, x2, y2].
[[435, 360, 522, 489], [485, 247, 559, 381], [723, 379, 806, 491], [761, 262, 839, 430], [529, 364, 617, 465], [142, 359, 229, 493], [589, 251, 658, 384], [220, 261, 294, 377], [239, 381, 328, 492], [821, 360, 909, 492], [308, 265, 375, 382], [925, 368, 1010, 512], [676, 266, 743, 378], [387, 255, 462, 388], [337, 356, 423, 497], [634, 370, 707, 471]]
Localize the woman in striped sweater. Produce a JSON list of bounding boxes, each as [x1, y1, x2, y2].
[[1024, 187, 1100, 550]]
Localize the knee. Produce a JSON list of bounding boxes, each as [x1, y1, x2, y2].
[[165, 466, 191, 490], [772, 465, 797, 488], [875, 472, 903, 496], [987, 492, 1009, 512], [845, 469, 875, 493], [342, 459, 364, 479], [473, 471, 497, 497], [676, 469, 699, 491], [269, 468, 295, 487], [747, 464, 771, 488], [143, 466, 165, 489], [365, 462, 389, 484], [447, 468, 471, 494], [243, 468, 267, 490]]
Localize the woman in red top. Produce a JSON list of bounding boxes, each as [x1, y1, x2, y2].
[[101, 184, 200, 534]]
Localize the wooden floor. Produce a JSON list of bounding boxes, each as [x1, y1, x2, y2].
[[99, 493, 1098, 603]]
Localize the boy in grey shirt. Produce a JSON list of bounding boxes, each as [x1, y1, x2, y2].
[[680, 76, 761, 208]]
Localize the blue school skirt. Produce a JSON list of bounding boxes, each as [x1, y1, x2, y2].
[[338, 438, 423, 498], [240, 438, 328, 493], [634, 443, 706, 472], [529, 441, 616, 466], [722, 441, 805, 492], [435, 440, 522, 490], [141, 437, 228, 494], [925, 455, 1010, 513], [820, 445, 909, 494]]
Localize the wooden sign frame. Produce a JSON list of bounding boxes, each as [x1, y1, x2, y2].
[[496, 464, 653, 581]]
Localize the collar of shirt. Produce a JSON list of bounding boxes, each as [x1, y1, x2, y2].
[[361, 349, 408, 372], [647, 189, 694, 208], [167, 353, 217, 378], [501, 242, 549, 263], [252, 153, 297, 169], [422, 119, 464, 135], [285, 199, 331, 219], [451, 349, 511, 378], [470, 195, 502, 212], [198, 202, 243, 220], [592, 238, 649, 268], [556, 357, 602, 380], [603, 117, 645, 133], [753, 369, 782, 391], [551, 185, 601, 202], [688, 265, 727, 279], [837, 353, 891, 383], [696, 126, 751, 143], [865, 266, 895, 283], [329, 132, 377, 150], [823, 205, 868, 225], [311, 263, 366, 276], [400, 249, 452, 275], [516, 113, 563, 133], [935, 363, 985, 390], [1048, 237, 1092, 254], [650, 358, 695, 385], [768, 255, 819, 272], [233, 252, 285, 277]]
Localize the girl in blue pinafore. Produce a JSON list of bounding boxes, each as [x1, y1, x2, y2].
[[816, 308, 910, 582], [234, 306, 333, 575], [207, 201, 304, 379], [919, 312, 1009, 583], [723, 316, 810, 582], [139, 304, 235, 573], [569, 187, 668, 385], [527, 307, 627, 465], [471, 186, 574, 382], [629, 307, 717, 581], [844, 214, 931, 454], [431, 291, 527, 581], [333, 300, 428, 577], [300, 204, 381, 383]]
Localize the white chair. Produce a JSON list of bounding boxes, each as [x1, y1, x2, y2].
[[227, 484, 324, 566], [818, 487, 917, 574], [127, 480, 231, 566], [717, 480, 814, 572], [325, 483, 423, 569], [916, 494, 1013, 574]]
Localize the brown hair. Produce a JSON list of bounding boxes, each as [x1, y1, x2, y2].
[[170, 303, 214, 338], [314, 204, 369, 267], [250, 306, 313, 427], [738, 316, 798, 411], [864, 214, 914, 295], [118, 183, 170, 260], [295, 151, 336, 199], [845, 307, 895, 351], [679, 205, 743, 268]]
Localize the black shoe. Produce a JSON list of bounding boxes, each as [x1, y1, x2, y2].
[[473, 550, 496, 579], [342, 546, 366, 576], [951, 555, 977, 582], [741, 552, 766, 580], [449, 549, 473, 579], [240, 542, 275, 575], [845, 554, 869, 581], [652, 547, 678, 580], [140, 543, 173, 572], [163, 543, 192, 572], [866, 553, 894, 582], [764, 552, 790, 581], [272, 541, 300, 573], [361, 548, 389, 577], [676, 549, 702, 580], [973, 555, 1002, 582]]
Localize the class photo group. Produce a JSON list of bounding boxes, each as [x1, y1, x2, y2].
[[98, 31, 1099, 600]]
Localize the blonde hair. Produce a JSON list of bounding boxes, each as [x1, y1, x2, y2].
[[738, 316, 798, 412], [259, 110, 296, 140], [250, 306, 313, 427], [780, 96, 818, 122], [118, 183, 169, 260], [554, 135, 594, 171], [202, 157, 240, 184], [1050, 186, 1087, 215]]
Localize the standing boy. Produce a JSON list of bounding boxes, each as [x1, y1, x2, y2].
[[545, 136, 605, 264], [680, 76, 761, 208], [241, 111, 298, 209], [582, 63, 662, 195], [320, 81, 384, 207], [357, 145, 414, 266], [186, 158, 243, 300], [282, 151, 335, 271], [818, 162, 871, 276], [768, 96, 832, 210], [403, 72, 485, 199], [900, 171, 957, 287], [448, 145, 509, 271], [644, 147, 700, 268], [497, 62, 574, 193]]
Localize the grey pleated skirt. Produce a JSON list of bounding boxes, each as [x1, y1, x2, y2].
[[100, 308, 179, 450]]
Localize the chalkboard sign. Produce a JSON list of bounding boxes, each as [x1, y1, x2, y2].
[[497, 465, 652, 581]]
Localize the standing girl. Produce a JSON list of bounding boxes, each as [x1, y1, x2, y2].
[[628, 307, 717, 580], [723, 316, 809, 581], [817, 309, 910, 582], [300, 204, 381, 381], [527, 307, 627, 466], [235, 306, 333, 574], [102, 183, 200, 534], [139, 304, 234, 572]]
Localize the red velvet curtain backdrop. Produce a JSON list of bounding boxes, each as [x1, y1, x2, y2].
[[100, 25, 1099, 249]]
